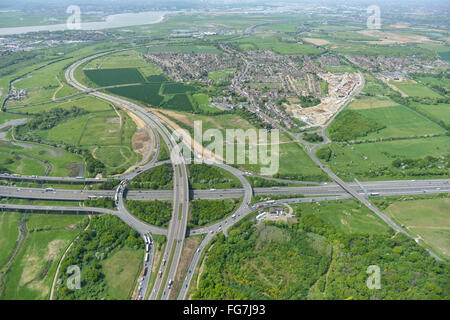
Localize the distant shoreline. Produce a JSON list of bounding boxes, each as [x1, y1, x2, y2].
[[0, 11, 167, 36]]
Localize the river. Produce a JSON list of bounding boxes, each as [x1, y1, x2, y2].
[[0, 11, 167, 36]]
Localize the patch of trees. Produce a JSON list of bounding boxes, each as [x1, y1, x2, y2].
[[189, 199, 240, 228], [316, 146, 333, 162], [234, 109, 272, 130], [392, 155, 449, 171], [410, 72, 449, 96], [247, 176, 288, 188], [302, 132, 324, 143], [298, 95, 321, 108], [16, 106, 87, 134], [54, 215, 143, 300], [84, 151, 105, 176], [89, 180, 120, 190], [188, 164, 240, 189], [328, 110, 385, 141], [125, 200, 172, 227], [84, 197, 115, 209], [128, 163, 173, 190]]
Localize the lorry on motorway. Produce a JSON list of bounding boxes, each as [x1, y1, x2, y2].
[[87, 195, 98, 200], [370, 192, 380, 197], [158, 270, 162, 278], [45, 188, 55, 192], [146, 244, 150, 252], [76, 176, 85, 180], [168, 279, 173, 289], [142, 267, 147, 276], [145, 253, 149, 262], [266, 200, 275, 204], [162, 258, 166, 266]]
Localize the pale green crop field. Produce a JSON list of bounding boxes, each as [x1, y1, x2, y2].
[[0, 212, 20, 268], [390, 81, 443, 98], [413, 103, 450, 124], [383, 198, 450, 259], [318, 136, 450, 181], [356, 105, 446, 139]]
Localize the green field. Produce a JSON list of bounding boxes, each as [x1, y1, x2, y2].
[[188, 163, 241, 189], [0, 214, 85, 299], [84, 68, 146, 87], [355, 105, 446, 139], [390, 81, 443, 98], [413, 103, 450, 125], [316, 136, 450, 181], [107, 83, 164, 107], [291, 199, 391, 234], [208, 68, 236, 81], [348, 97, 399, 110], [101, 247, 143, 299], [0, 139, 84, 177], [84, 50, 162, 77], [0, 212, 20, 268], [234, 34, 324, 55], [382, 198, 450, 259]]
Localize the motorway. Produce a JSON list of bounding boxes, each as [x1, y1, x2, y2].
[[2, 179, 448, 201]]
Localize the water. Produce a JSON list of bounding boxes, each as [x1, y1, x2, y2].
[[0, 11, 166, 36]]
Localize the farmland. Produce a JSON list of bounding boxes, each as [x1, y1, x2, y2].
[[84, 68, 146, 87], [108, 83, 164, 107]]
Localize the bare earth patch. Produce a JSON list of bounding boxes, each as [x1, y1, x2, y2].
[[169, 236, 202, 300], [132, 128, 151, 157], [303, 38, 330, 46]]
